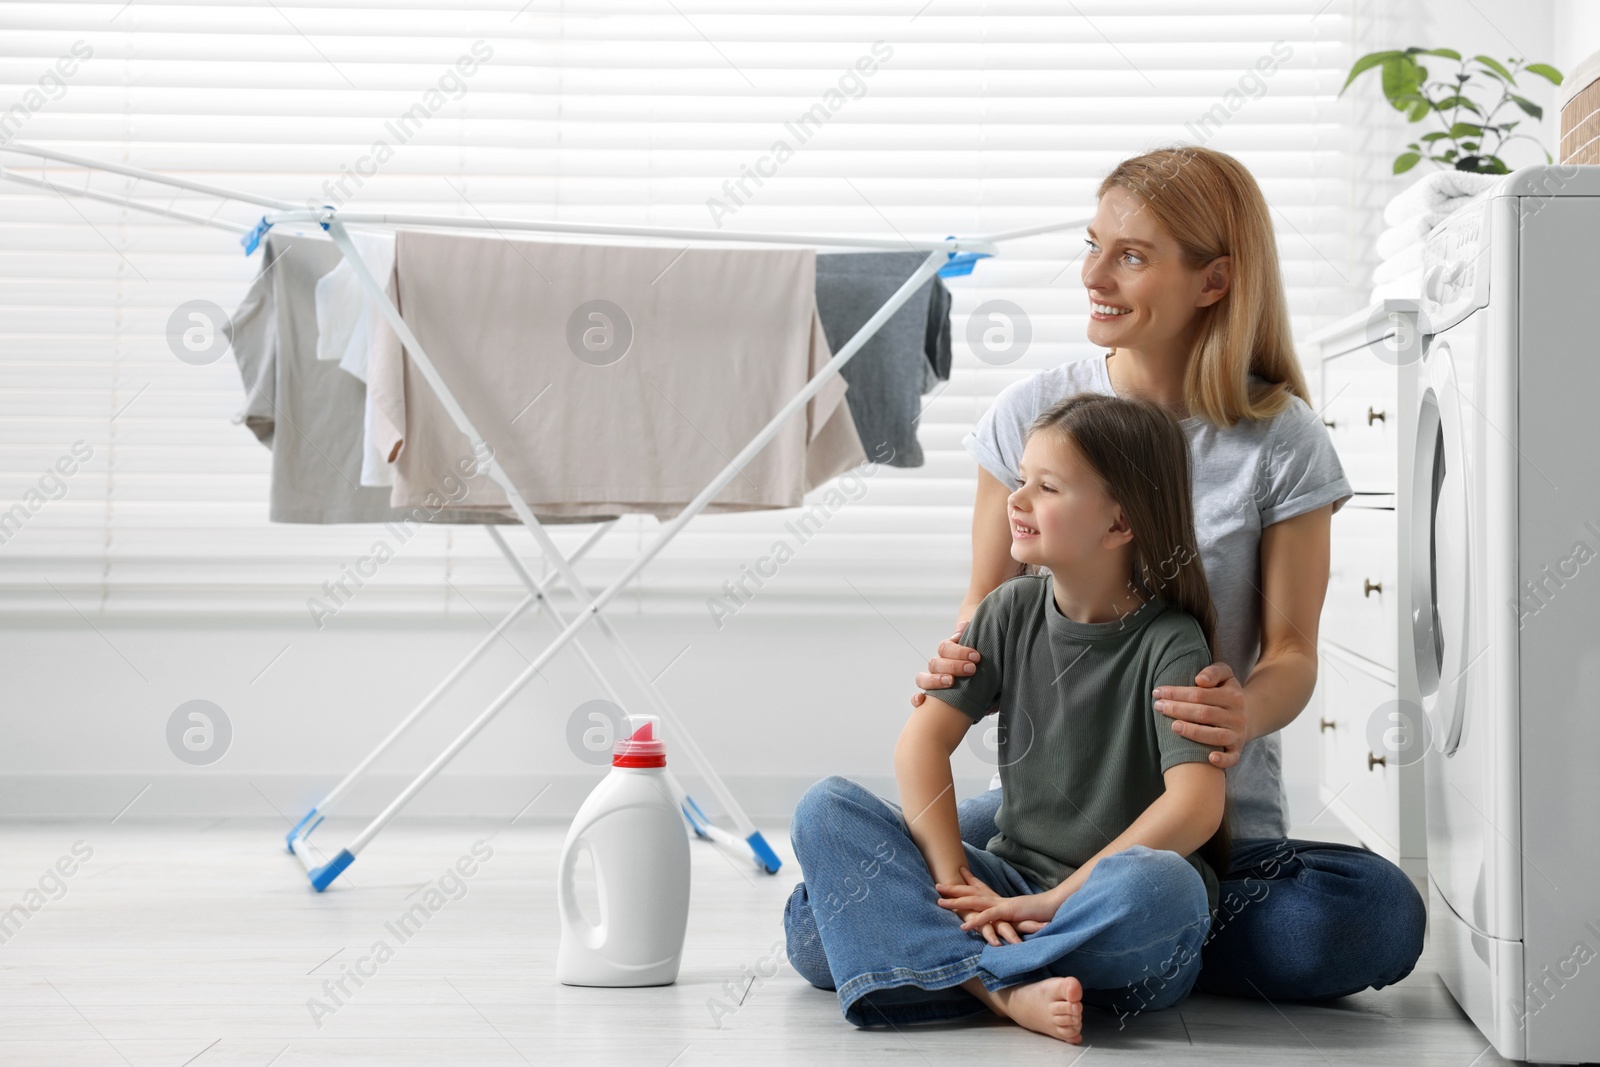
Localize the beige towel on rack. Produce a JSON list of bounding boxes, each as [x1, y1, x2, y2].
[[366, 230, 867, 521]]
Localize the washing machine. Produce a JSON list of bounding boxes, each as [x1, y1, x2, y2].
[[1409, 164, 1600, 1064]]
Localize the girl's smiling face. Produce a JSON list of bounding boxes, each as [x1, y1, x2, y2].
[[1007, 429, 1130, 571]]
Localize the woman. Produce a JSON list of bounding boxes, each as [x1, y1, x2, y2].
[[786, 144, 1425, 1002]]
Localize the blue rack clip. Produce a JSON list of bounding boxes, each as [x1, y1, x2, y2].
[[241, 216, 271, 256], [745, 830, 782, 875], [938, 235, 991, 278], [308, 848, 355, 892]]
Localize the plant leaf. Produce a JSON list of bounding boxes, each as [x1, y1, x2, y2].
[[1454, 154, 1506, 174], [1433, 94, 1483, 115], [1419, 47, 1463, 61], [1447, 121, 1485, 138], [1474, 55, 1515, 83], [1381, 56, 1423, 103], [1509, 94, 1543, 120], [1340, 50, 1404, 94], [1391, 91, 1430, 117], [1523, 62, 1563, 86], [1420, 131, 1450, 142], [1394, 152, 1422, 174]]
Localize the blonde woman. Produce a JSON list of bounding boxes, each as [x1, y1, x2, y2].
[[785, 145, 1425, 1006]]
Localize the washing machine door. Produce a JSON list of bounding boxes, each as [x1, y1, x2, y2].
[[1411, 335, 1473, 754]]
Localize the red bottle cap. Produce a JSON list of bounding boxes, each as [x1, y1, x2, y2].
[[612, 717, 666, 768]]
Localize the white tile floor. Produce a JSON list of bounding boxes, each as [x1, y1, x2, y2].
[[0, 816, 1522, 1066]]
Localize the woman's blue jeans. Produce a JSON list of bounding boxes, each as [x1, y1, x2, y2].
[[783, 776, 1212, 1027], [784, 783, 1428, 1012]]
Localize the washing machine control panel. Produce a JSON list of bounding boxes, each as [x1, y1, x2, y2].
[[1421, 199, 1491, 332]]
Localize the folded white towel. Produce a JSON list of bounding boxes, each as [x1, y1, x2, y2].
[[1383, 170, 1500, 227], [1370, 267, 1423, 305], [1376, 211, 1454, 260], [1372, 243, 1425, 285]]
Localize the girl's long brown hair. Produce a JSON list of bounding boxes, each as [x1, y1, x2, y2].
[[1027, 390, 1232, 879]]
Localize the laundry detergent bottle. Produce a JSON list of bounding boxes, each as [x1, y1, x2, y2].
[[556, 714, 691, 986]]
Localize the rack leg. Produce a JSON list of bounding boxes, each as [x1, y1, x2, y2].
[[482, 527, 778, 869], [286, 593, 533, 853], [284, 520, 616, 856]]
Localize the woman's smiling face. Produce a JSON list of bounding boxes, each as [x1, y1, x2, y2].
[[1081, 185, 1226, 353], [1006, 429, 1126, 570]]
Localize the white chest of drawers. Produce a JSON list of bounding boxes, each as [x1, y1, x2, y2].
[[1302, 300, 1425, 880]]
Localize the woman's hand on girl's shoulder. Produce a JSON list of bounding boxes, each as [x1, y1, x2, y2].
[[1155, 660, 1250, 768], [911, 620, 981, 707]]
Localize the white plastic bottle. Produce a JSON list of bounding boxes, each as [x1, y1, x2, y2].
[[556, 714, 691, 986]]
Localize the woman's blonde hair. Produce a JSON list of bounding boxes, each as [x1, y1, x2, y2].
[[1097, 144, 1310, 427]]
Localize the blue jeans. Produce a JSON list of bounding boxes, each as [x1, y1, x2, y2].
[[783, 776, 1211, 1027], [785, 785, 1427, 1005]]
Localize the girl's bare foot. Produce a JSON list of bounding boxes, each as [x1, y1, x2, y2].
[[963, 974, 1084, 1043]]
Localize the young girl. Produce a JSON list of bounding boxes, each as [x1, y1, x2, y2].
[[784, 391, 1231, 1044]]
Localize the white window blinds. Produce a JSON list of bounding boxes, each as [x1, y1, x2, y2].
[[0, 1, 1382, 620]]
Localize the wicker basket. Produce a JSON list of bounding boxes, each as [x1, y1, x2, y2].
[[1559, 50, 1600, 164]]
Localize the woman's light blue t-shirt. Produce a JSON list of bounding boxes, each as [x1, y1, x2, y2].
[[961, 352, 1353, 841]]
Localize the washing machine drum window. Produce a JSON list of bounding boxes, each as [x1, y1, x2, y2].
[[1411, 340, 1472, 755]]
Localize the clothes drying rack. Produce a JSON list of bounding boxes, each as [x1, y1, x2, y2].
[[2, 140, 1086, 891]]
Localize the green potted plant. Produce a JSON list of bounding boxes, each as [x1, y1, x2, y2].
[[1339, 48, 1563, 174]]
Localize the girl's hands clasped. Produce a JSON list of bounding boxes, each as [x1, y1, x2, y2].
[[935, 866, 1060, 944]]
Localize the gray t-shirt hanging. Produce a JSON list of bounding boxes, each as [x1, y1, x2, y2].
[[961, 353, 1353, 841], [814, 251, 952, 468], [225, 232, 427, 523], [224, 232, 548, 526], [928, 574, 1224, 916]]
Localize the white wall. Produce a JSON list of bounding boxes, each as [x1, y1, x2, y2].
[[2, 611, 1008, 822], [8, 608, 1344, 829], [1417, 0, 1563, 170]]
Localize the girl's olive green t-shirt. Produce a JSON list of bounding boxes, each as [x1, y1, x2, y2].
[[928, 574, 1224, 915]]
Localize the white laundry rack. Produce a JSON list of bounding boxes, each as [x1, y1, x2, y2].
[[2, 140, 1087, 892]]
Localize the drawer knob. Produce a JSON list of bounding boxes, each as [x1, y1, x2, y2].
[[1323, 418, 1336, 429], [1368, 751, 1387, 770], [1367, 406, 1386, 425], [1363, 578, 1383, 597], [1319, 717, 1337, 732]]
